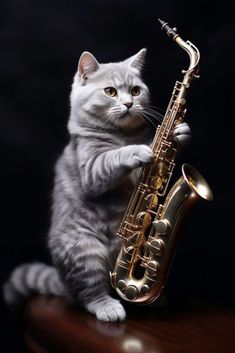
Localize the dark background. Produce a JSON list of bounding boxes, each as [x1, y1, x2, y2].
[[0, 0, 234, 352]]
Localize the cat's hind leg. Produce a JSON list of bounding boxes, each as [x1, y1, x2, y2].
[[49, 230, 126, 322]]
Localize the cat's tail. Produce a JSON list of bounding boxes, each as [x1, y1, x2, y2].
[[3, 262, 66, 307]]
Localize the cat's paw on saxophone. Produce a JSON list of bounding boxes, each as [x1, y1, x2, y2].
[[172, 122, 191, 146]]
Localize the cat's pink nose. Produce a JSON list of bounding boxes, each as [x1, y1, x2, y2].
[[123, 102, 133, 109]]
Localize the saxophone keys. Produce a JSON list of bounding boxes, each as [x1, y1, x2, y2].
[[150, 162, 169, 190], [164, 147, 176, 163], [136, 212, 152, 229], [152, 219, 171, 235], [123, 246, 136, 264], [109, 271, 117, 289], [146, 260, 160, 276], [148, 238, 165, 256], [117, 280, 126, 291], [144, 193, 158, 210], [179, 97, 186, 105], [140, 284, 150, 295], [158, 162, 169, 176], [117, 281, 139, 301], [125, 285, 138, 300], [125, 246, 135, 254], [150, 175, 164, 190], [130, 231, 141, 244]]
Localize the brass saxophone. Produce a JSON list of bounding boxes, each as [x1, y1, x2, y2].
[[110, 19, 213, 304]]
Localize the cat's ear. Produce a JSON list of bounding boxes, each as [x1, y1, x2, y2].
[[125, 48, 147, 72], [77, 51, 99, 81]]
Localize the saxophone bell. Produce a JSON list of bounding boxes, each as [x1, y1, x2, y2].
[[111, 164, 213, 303], [182, 164, 213, 202]]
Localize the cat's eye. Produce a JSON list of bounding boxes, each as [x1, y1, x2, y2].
[[131, 86, 141, 96], [104, 87, 117, 97]]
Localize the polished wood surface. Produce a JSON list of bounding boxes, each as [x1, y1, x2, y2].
[[24, 295, 235, 353]]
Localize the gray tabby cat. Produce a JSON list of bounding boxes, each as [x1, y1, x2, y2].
[[3, 49, 191, 321]]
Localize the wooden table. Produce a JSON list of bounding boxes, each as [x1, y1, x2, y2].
[[24, 295, 235, 353]]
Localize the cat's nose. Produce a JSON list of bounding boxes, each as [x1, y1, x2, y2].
[[123, 102, 133, 109]]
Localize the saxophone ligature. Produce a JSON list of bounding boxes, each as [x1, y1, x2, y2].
[[110, 19, 213, 304]]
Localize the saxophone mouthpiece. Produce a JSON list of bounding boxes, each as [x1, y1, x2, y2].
[[158, 18, 178, 40], [158, 18, 166, 27]]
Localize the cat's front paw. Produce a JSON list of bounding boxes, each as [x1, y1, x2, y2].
[[122, 144, 153, 169], [86, 296, 126, 322], [96, 300, 126, 322], [173, 122, 191, 147]]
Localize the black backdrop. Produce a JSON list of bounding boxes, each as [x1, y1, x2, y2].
[[0, 0, 234, 351]]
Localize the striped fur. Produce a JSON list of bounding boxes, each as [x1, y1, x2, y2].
[[3, 50, 190, 322], [3, 263, 66, 306]]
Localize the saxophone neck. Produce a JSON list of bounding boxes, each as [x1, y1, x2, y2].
[[158, 19, 200, 77], [176, 37, 200, 77]]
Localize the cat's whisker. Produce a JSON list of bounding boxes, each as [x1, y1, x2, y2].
[[143, 108, 163, 122], [92, 115, 110, 138], [142, 112, 163, 125], [93, 112, 117, 139], [135, 106, 163, 128], [143, 116, 158, 130], [146, 104, 165, 114], [136, 112, 157, 130], [135, 104, 163, 119]]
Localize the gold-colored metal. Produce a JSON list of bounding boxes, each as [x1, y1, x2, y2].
[[110, 20, 213, 304]]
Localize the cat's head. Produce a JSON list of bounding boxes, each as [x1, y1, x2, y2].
[[69, 49, 150, 133]]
